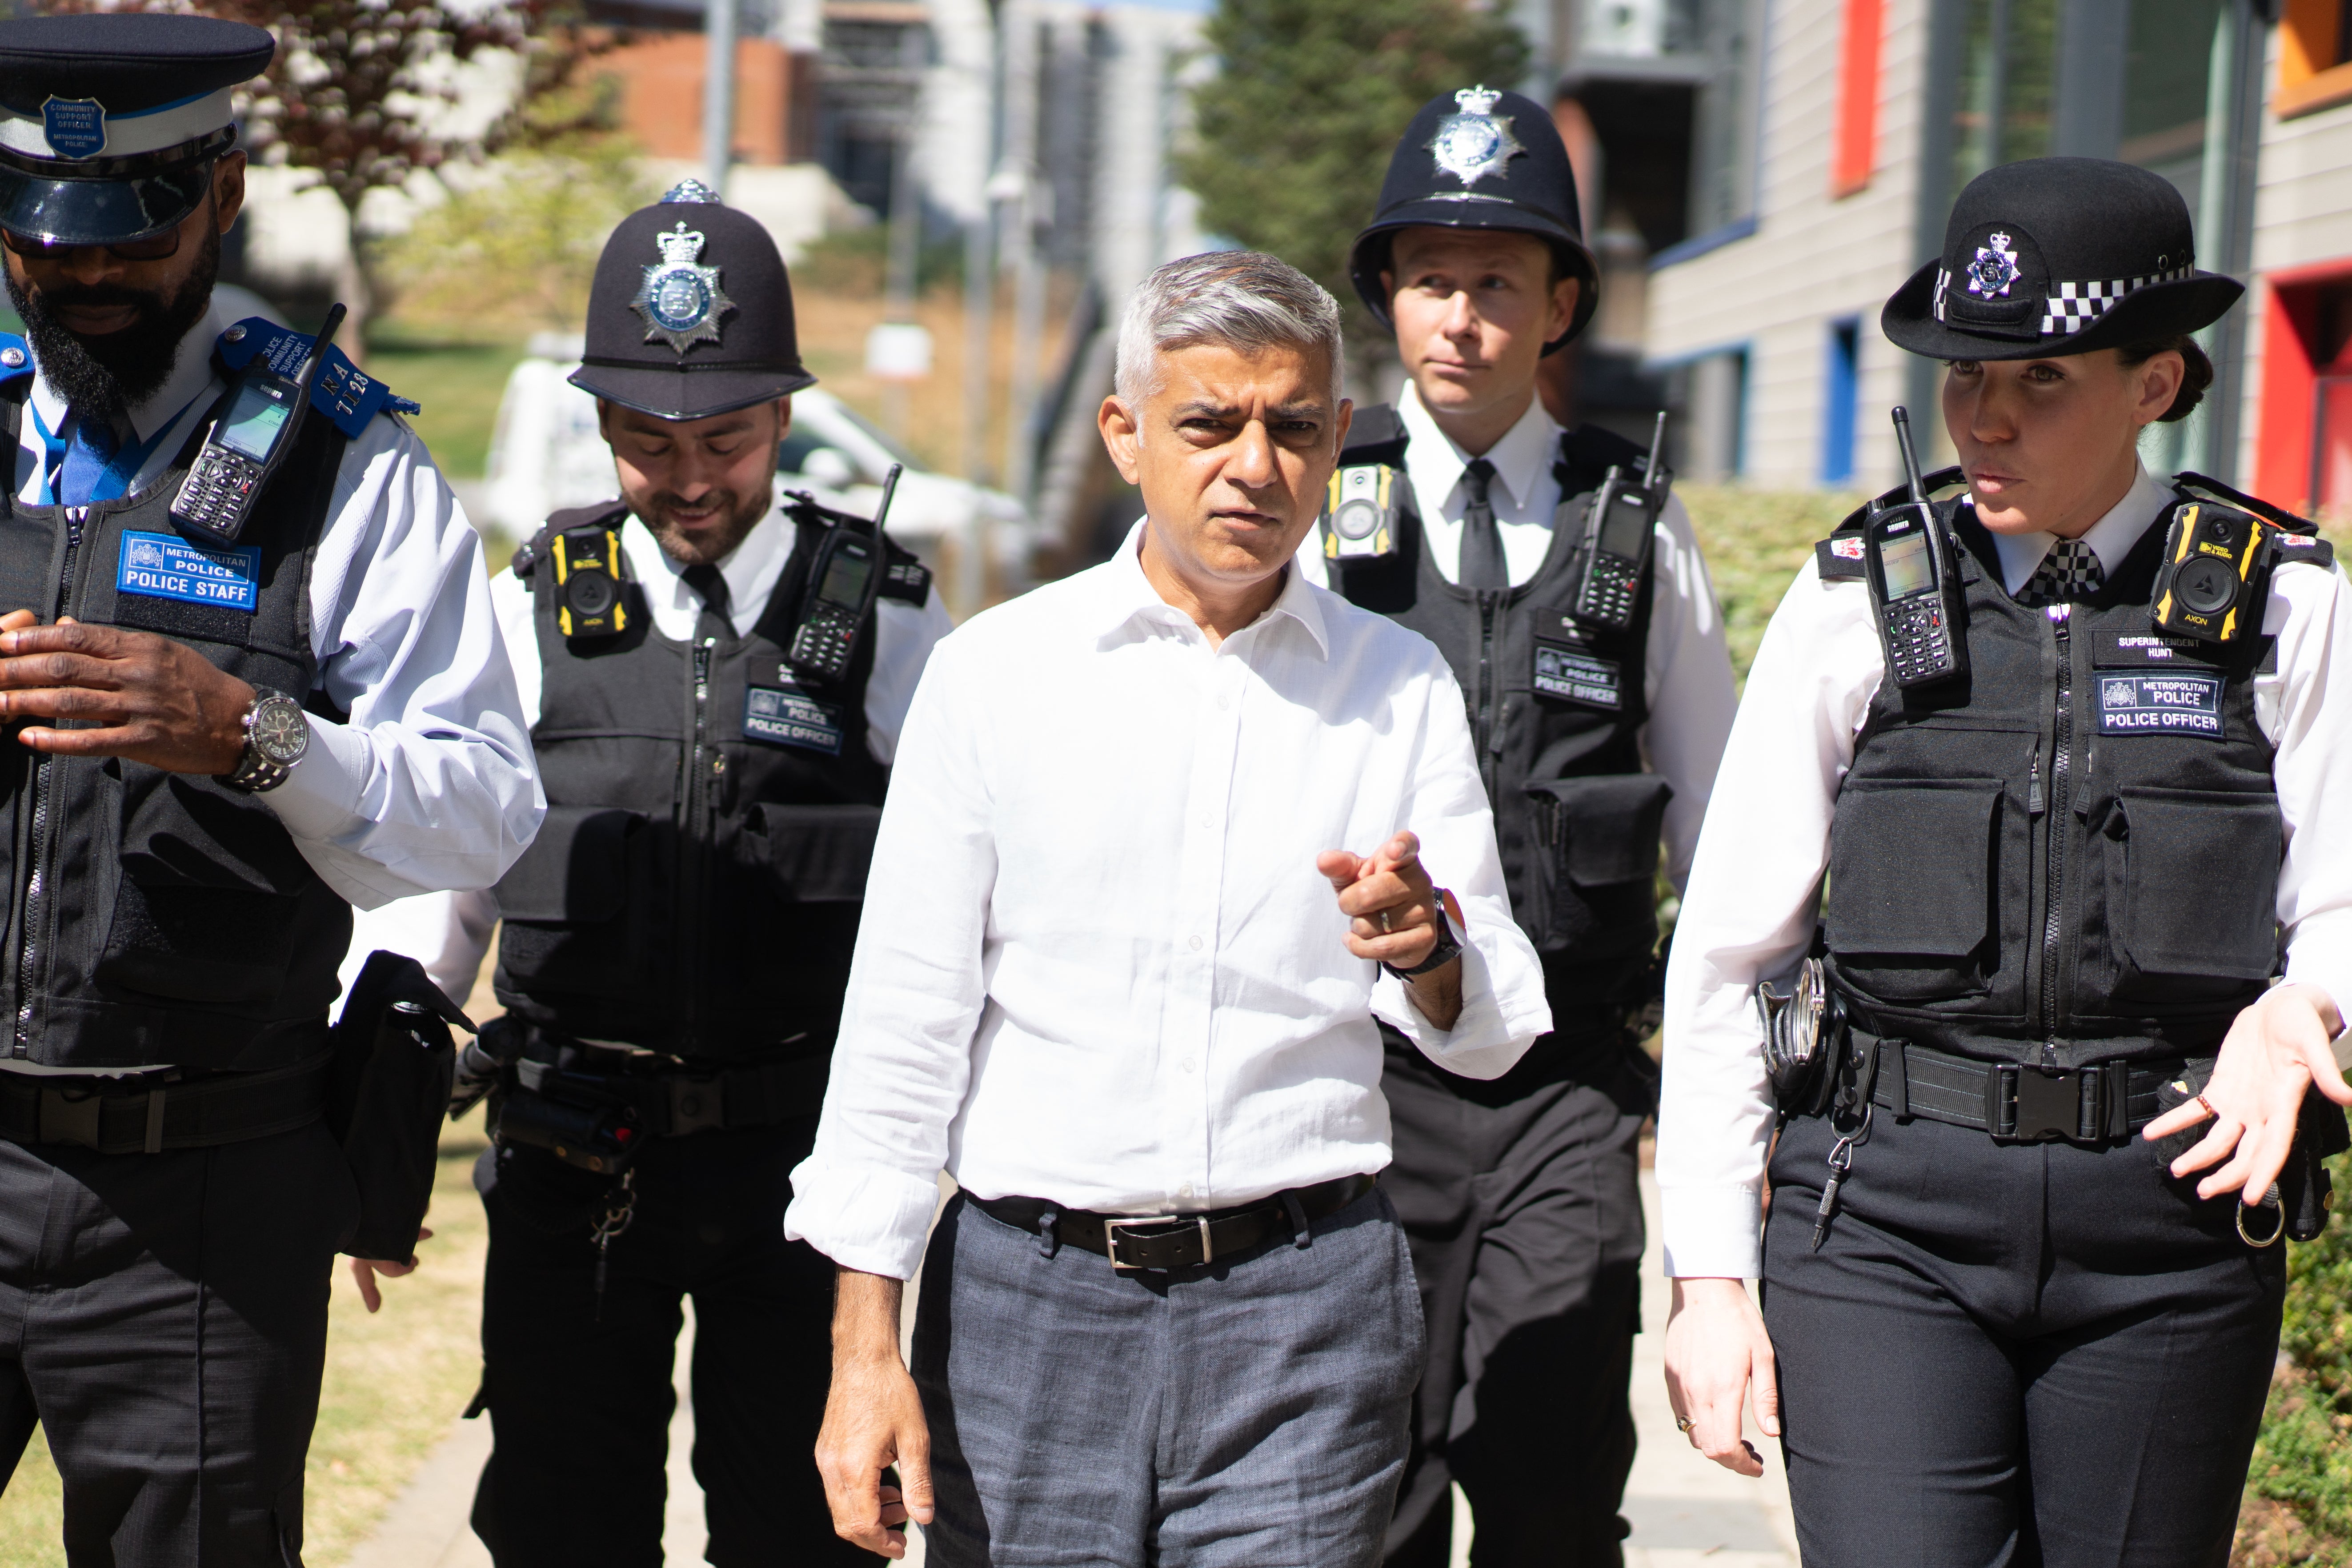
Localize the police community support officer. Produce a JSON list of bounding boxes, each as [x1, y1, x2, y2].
[[1296, 86, 1737, 1567], [0, 12, 539, 1562], [1660, 156, 2352, 1566], [346, 183, 952, 1566]]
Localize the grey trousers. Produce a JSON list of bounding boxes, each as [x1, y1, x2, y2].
[[911, 1185, 1425, 1568]]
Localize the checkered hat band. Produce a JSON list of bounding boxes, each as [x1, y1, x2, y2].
[[2038, 265, 2195, 335]]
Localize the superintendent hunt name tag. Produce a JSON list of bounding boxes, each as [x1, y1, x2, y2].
[[116, 530, 261, 612]]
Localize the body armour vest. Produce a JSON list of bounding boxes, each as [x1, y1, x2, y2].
[[1821, 496, 2316, 1067], [0, 386, 350, 1071], [1322, 405, 1669, 1011], [490, 502, 908, 1063]]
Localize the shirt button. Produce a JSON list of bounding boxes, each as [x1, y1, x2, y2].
[[1189, 935, 1204, 951], [1178, 1183, 1195, 1199], [1216, 695, 1230, 711], [1181, 1057, 1197, 1073]]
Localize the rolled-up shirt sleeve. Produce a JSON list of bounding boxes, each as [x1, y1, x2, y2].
[[1374, 660, 1551, 1077], [2268, 562, 2352, 1020], [265, 418, 543, 909], [785, 636, 994, 1279]]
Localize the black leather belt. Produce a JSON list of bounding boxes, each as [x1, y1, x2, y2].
[[0, 1051, 333, 1155], [970, 1173, 1378, 1271], [1873, 1041, 2187, 1145], [516, 1054, 828, 1137]]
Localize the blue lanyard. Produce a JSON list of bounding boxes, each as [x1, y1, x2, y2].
[[27, 388, 212, 508]]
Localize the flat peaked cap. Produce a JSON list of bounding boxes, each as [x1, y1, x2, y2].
[[569, 180, 817, 421], [1350, 85, 1600, 352], [1883, 156, 2244, 360], [0, 13, 273, 247]]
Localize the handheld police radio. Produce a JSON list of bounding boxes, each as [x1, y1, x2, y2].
[[172, 302, 346, 544], [786, 462, 900, 682], [1864, 407, 1971, 689], [1571, 411, 1668, 630]]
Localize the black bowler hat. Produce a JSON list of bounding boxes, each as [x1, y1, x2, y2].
[[0, 13, 273, 248], [1349, 85, 1600, 352], [1883, 156, 2244, 360], [570, 180, 816, 421]]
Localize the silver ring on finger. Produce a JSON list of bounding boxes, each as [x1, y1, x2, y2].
[[1378, 908, 1392, 934]]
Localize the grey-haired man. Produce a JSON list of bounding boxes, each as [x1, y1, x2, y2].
[[788, 251, 1553, 1566]]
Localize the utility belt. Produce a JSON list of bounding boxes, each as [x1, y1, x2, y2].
[[970, 1172, 1378, 1271], [1867, 1039, 2179, 1145], [485, 1025, 830, 1175], [0, 1048, 334, 1155]]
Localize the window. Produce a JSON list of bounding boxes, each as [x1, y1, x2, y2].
[[2277, 0, 2352, 119], [1948, 0, 2060, 201], [1687, 0, 1767, 237], [1831, 0, 1885, 197], [1822, 321, 1860, 487]]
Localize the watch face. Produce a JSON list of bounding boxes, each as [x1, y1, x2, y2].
[[250, 695, 309, 766]]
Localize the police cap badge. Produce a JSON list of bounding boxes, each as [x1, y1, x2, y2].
[[633, 222, 737, 354], [1428, 86, 1526, 188]]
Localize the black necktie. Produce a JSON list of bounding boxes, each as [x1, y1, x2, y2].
[[1457, 458, 1507, 589], [681, 562, 732, 644]]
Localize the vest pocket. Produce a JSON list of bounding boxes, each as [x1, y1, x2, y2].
[[1521, 774, 1672, 958], [748, 803, 884, 902], [100, 772, 308, 1004], [2108, 786, 2281, 992], [1825, 778, 2000, 999], [492, 806, 648, 991]]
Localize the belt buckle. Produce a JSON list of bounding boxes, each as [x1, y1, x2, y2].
[[36, 1086, 103, 1150], [667, 1075, 725, 1136], [1104, 1213, 1214, 1271], [2002, 1065, 2081, 1143]]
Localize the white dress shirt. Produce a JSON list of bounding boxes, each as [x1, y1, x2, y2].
[[1295, 384, 1737, 887], [8, 301, 541, 911], [341, 504, 955, 1007], [1657, 465, 2352, 1279], [784, 524, 1553, 1280]]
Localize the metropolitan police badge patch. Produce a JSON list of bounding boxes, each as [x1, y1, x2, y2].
[[1428, 85, 1524, 187], [1966, 231, 2021, 298], [633, 221, 736, 354]]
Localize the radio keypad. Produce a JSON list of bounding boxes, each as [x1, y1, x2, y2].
[[1576, 554, 1640, 627], [1884, 597, 1955, 685]]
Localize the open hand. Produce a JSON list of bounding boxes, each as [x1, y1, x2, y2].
[[1663, 1276, 1779, 1477], [349, 1227, 434, 1313], [2143, 983, 2352, 1202], [0, 618, 256, 773]]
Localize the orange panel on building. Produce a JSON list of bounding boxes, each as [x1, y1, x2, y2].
[[594, 32, 806, 165], [1831, 0, 1884, 197]]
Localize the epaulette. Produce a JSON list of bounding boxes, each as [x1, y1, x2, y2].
[[1817, 465, 1971, 581], [513, 500, 629, 578], [215, 316, 422, 439], [1558, 421, 1652, 497], [2172, 471, 2336, 570], [781, 488, 933, 606], [1337, 402, 1409, 468], [0, 334, 29, 390]]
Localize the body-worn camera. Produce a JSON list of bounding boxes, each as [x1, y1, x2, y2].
[[551, 523, 629, 639], [1322, 463, 1403, 561], [786, 463, 901, 682], [1864, 407, 1971, 689], [2152, 500, 2268, 645], [1570, 412, 1669, 630]]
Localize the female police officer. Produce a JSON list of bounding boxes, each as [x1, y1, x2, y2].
[[1655, 155, 2352, 1566]]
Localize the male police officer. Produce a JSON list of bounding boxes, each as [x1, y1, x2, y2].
[[346, 184, 952, 1566], [1298, 88, 1738, 1566], [0, 13, 540, 1563]]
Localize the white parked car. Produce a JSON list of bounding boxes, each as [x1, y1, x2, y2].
[[481, 336, 1032, 614]]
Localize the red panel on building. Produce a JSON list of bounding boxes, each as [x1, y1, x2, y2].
[[593, 33, 807, 166], [2253, 263, 2352, 514], [1831, 0, 1884, 197]]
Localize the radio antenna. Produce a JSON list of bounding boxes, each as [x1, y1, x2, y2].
[[1891, 406, 1927, 506], [1642, 410, 1667, 493]]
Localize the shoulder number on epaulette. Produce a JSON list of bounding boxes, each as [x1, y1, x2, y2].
[[880, 552, 930, 606]]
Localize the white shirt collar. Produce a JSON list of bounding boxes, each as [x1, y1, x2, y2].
[[1396, 380, 1560, 516], [1989, 464, 2176, 594], [1096, 517, 1330, 658], [30, 300, 228, 444], [620, 492, 795, 635]]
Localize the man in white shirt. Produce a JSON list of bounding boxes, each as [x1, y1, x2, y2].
[[1301, 86, 1736, 1566], [342, 185, 954, 1566], [0, 15, 539, 1564], [790, 250, 1551, 1566]]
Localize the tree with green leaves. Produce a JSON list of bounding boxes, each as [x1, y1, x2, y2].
[[1178, 0, 1528, 362]]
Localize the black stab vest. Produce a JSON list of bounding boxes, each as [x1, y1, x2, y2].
[[490, 503, 894, 1063], [1824, 498, 2302, 1067], [0, 387, 350, 1070], [1323, 405, 1668, 1012]]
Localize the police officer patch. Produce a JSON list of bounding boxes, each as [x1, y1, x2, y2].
[[632, 222, 737, 354], [1428, 85, 1525, 188], [745, 685, 844, 755], [2096, 671, 2223, 736], [1534, 640, 1623, 711], [40, 96, 105, 159]]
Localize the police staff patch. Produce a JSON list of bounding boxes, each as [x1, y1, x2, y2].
[[116, 530, 260, 612], [2096, 672, 2223, 737]]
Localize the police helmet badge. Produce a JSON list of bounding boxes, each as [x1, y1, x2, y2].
[[1427, 85, 1525, 187], [40, 96, 107, 159], [632, 221, 737, 354], [1966, 231, 2021, 298]]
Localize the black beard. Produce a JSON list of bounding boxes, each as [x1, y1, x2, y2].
[[3, 221, 220, 426]]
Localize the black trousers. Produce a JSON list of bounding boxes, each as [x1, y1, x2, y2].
[[0, 1119, 358, 1567], [469, 1115, 862, 1568], [1764, 1105, 2285, 1568], [1381, 1029, 1655, 1568]]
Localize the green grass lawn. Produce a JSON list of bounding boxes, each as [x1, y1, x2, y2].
[[365, 338, 529, 481]]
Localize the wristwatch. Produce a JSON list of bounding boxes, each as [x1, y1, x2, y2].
[[219, 687, 309, 794], [1382, 889, 1465, 981]]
